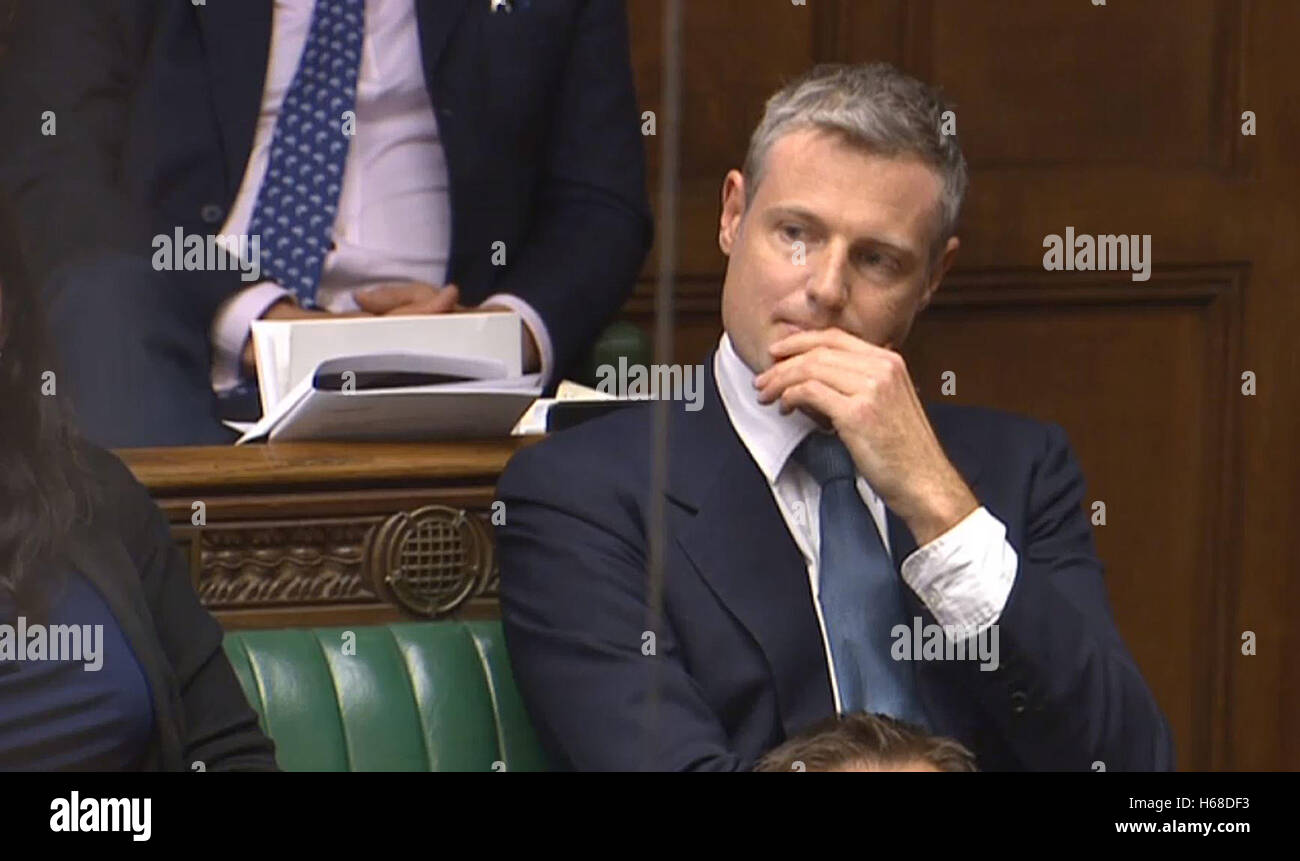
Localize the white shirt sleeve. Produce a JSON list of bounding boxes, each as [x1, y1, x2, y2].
[[479, 292, 555, 386], [900, 506, 1018, 634], [210, 281, 292, 392]]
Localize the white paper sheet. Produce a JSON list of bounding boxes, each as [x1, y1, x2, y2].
[[250, 312, 523, 416]]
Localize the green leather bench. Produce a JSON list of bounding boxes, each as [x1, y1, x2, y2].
[[218, 323, 651, 771], [223, 621, 552, 771]]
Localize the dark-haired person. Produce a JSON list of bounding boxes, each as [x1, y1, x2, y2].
[[753, 712, 976, 773], [0, 200, 276, 770]]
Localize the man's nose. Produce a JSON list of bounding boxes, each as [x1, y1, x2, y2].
[[805, 242, 850, 313]]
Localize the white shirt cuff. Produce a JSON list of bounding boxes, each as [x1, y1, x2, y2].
[[480, 292, 554, 385], [900, 506, 1018, 634], [210, 281, 291, 392]]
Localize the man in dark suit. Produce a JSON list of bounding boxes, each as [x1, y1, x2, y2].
[[0, 0, 651, 446], [495, 63, 1174, 771]]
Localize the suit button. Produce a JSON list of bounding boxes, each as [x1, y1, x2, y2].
[[1010, 690, 1029, 714], [200, 203, 225, 225]]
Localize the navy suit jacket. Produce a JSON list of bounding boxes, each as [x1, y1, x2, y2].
[[495, 351, 1176, 770], [0, 0, 652, 381]]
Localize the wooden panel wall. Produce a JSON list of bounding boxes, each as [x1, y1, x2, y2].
[[622, 0, 1300, 770]]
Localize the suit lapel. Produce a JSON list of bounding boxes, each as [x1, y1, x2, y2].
[[887, 404, 987, 730], [415, 0, 475, 83], [670, 355, 835, 740], [195, 0, 272, 197], [886, 510, 919, 576], [667, 355, 992, 740], [886, 506, 938, 723]]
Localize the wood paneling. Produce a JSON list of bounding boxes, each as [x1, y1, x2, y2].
[[907, 0, 1244, 170], [628, 0, 822, 280], [904, 266, 1245, 771]]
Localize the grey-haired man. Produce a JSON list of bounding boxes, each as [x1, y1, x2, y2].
[[496, 63, 1173, 772]]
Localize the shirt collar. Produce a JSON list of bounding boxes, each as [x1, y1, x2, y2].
[[714, 332, 819, 486]]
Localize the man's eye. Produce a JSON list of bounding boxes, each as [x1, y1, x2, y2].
[[780, 224, 804, 241], [858, 250, 896, 271]]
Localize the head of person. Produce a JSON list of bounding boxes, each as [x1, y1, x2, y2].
[[0, 192, 90, 610], [719, 62, 968, 374], [753, 711, 977, 772]]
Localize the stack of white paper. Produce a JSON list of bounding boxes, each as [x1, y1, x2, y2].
[[235, 313, 541, 444]]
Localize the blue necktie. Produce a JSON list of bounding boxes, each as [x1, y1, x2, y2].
[[795, 432, 926, 725], [247, 0, 365, 308]]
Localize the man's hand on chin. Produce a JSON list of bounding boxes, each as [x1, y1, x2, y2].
[[751, 326, 978, 546]]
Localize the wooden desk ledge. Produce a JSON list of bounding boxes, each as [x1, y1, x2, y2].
[[117, 438, 542, 495]]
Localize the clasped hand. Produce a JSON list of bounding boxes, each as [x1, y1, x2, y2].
[[752, 327, 978, 546]]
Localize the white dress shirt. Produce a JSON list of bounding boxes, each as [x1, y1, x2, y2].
[[211, 0, 552, 391], [712, 332, 1018, 713]]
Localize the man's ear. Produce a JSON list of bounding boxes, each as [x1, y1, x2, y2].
[[918, 235, 960, 311], [718, 170, 747, 256]]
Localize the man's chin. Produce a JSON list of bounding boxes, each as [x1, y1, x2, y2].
[[729, 336, 770, 376]]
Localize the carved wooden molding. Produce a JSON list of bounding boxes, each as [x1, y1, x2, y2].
[[197, 519, 380, 608], [187, 507, 500, 619]]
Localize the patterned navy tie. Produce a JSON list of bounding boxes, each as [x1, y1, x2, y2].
[[246, 0, 365, 308], [794, 431, 927, 725]]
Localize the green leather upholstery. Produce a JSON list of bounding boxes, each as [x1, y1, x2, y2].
[[573, 320, 652, 389], [223, 621, 552, 772]]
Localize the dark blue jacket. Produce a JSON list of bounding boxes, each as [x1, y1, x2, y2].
[[495, 352, 1176, 770]]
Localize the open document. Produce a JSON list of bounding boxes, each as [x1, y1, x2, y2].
[[235, 313, 542, 444]]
